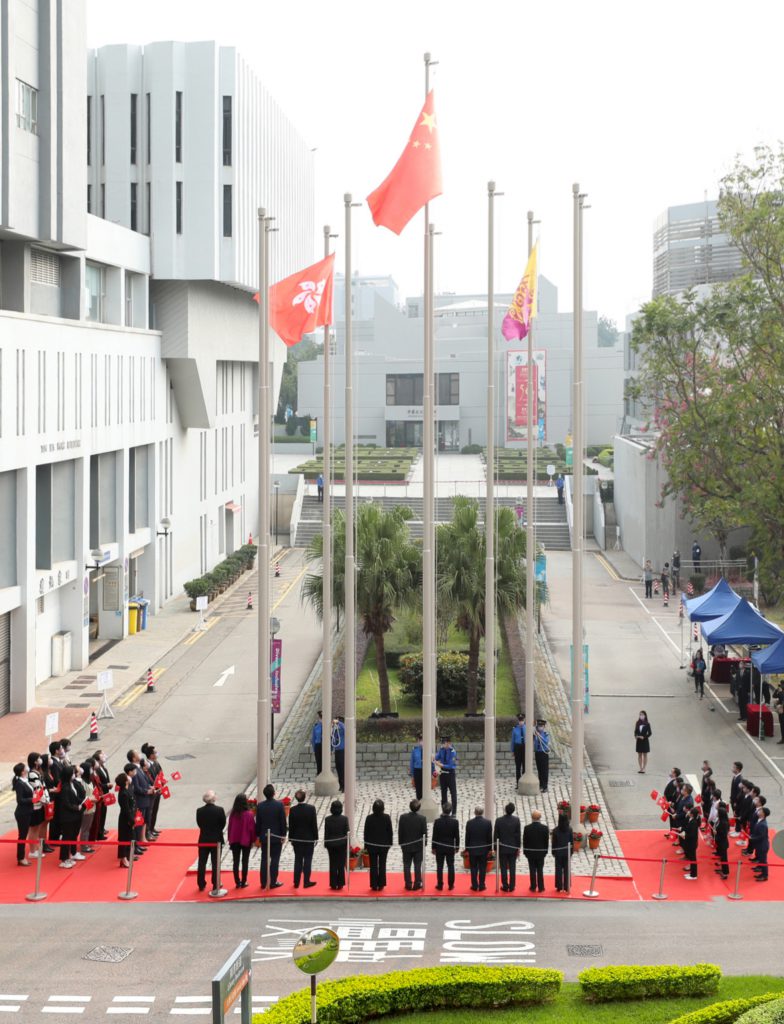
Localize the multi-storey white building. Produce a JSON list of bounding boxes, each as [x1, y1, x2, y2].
[[0, 0, 314, 715]]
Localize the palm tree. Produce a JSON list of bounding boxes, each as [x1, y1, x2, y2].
[[302, 502, 421, 714], [437, 496, 527, 714]]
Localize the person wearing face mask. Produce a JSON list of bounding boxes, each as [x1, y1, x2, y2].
[[142, 744, 164, 838], [90, 751, 110, 843], [128, 749, 153, 847], [26, 752, 47, 854], [634, 711, 652, 773], [116, 771, 136, 868], [77, 761, 96, 854], [12, 763, 34, 865], [57, 764, 85, 867]]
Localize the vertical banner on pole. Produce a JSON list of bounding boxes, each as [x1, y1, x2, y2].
[[270, 638, 282, 714], [569, 643, 590, 714]]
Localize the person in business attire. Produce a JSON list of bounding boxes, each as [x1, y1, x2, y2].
[[255, 783, 287, 889], [432, 802, 460, 891], [533, 721, 550, 792], [12, 763, 34, 866], [288, 789, 319, 889], [363, 798, 393, 891], [311, 712, 323, 775], [116, 771, 136, 868], [662, 766, 680, 836], [713, 805, 730, 879], [323, 799, 349, 890], [76, 761, 96, 854], [692, 540, 702, 573], [634, 710, 652, 773], [409, 734, 424, 799], [398, 798, 428, 891], [57, 764, 85, 867], [47, 740, 65, 849], [691, 651, 707, 699], [678, 806, 700, 879], [465, 806, 493, 891], [751, 807, 771, 882], [551, 813, 574, 892], [522, 809, 549, 893], [494, 802, 521, 892], [331, 717, 346, 791], [89, 750, 111, 842], [510, 714, 526, 784], [196, 790, 227, 893], [141, 744, 163, 837], [128, 749, 153, 848], [729, 761, 744, 832], [227, 793, 256, 889], [436, 736, 458, 814]]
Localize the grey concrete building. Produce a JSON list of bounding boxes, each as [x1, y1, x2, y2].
[[652, 199, 744, 298]]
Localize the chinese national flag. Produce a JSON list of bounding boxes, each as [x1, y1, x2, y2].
[[367, 90, 442, 235], [268, 253, 335, 347]]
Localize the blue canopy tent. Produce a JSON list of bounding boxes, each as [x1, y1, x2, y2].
[[685, 577, 742, 622], [701, 599, 784, 645], [752, 635, 784, 674]]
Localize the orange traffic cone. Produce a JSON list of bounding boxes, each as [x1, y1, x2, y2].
[[247, 591, 253, 610], [146, 667, 155, 694], [88, 711, 99, 741], [275, 562, 281, 578]]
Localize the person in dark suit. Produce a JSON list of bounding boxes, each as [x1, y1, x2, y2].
[[12, 763, 34, 865], [729, 761, 744, 831], [398, 798, 428, 890], [522, 809, 549, 892], [432, 802, 460, 890], [678, 806, 700, 879], [323, 799, 349, 890], [465, 806, 493, 891], [551, 813, 574, 892], [634, 711, 652, 773], [752, 807, 771, 881], [493, 802, 521, 892], [196, 790, 226, 893], [713, 805, 730, 879], [255, 783, 287, 889], [116, 771, 136, 868], [363, 798, 393, 891], [58, 764, 84, 866], [288, 789, 318, 889], [662, 766, 680, 836]]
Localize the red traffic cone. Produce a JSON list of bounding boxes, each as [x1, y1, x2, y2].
[[275, 562, 281, 578], [146, 667, 155, 693], [248, 532, 253, 545], [663, 593, 669, 607], [88, 711, 99, 741], [247, 591, 253, 610], [654, 580, 660, 595]]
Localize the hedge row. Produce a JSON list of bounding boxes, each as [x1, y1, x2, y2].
[[670, 994, 784, 1024], [356, 714, 520, 743], [738, 1001, 784, 1024], [258, 966, 562, 1024], [579, 963, 721, 1002]]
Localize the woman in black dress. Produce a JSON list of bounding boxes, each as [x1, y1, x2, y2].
[[551, 813, 574, 893], [363, 799, 393, 891], [714, 805, 730, 879], [323, 799, 349, 890], [12, 763, 34, 865], [116, 772, 137, 868], [634, 710, 652, 773]]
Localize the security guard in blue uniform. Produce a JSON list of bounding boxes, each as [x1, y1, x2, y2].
[[435, 736, 458, 815], [409, 733, 424, 799], [311, 712, 323, 775], [510, 713, 526, 783], [331, 717, 345, 791], [533, 719, 550, 793]]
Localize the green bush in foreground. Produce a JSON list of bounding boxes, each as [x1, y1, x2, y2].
[[260, 966, 562, 1024], [737, 999, 784, 1024], [670, 994, 783, 1024], [579, 964, 721, 1002]]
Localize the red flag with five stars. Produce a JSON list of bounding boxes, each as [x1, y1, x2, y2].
[[367, 90, 442, 235]]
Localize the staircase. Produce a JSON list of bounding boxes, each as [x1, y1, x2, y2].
[[294, 494, 571, 551]]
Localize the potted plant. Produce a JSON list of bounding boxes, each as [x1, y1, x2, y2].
[[557, 799, 571, 818], [247, 798, 258, 812], [588, 828, 603, 850], [572, 831, 584, 853], [349, 845, 361, 870], [461, 849, 471, 870], [183, 577, 210, 611], [587, 803, 601, 824], [579, 804, 587, 825], [203, 572, 218, 601], [281, 795, 291, 818], [361, 848, 370, 869]]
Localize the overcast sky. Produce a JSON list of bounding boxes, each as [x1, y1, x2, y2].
[[86, 0, 782, 326]]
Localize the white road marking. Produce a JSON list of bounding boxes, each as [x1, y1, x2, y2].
[[627, 587, 681, 654], [0, 1010, 21, 1015], [111, 998, 155, 1003], [43, 996, 91, 1013], [213, 665, 236, 687], [107, 1011, 150, 1017], [736, 722, 784, 784], [107, 996, 155, 1015]]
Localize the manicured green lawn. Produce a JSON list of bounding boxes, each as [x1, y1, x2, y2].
[[384, 977, 784, 1024]]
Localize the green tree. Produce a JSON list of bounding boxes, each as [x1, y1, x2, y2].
[[275, 337, 320, 423], [436, 497, 527, 714], [302, 503, 421, 713], [597, 314, 619, 348]]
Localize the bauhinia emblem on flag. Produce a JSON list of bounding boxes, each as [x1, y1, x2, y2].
[[503, 242, 539, 342], [266, 253, 336, 347], [367, 89, 443, 235]]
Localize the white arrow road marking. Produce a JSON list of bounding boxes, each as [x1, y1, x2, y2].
[[213, 666, 236, 688]]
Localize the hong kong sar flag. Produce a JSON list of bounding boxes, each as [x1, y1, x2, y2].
[[267, 254, 335, 347]]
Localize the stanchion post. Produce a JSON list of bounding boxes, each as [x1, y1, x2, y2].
[[346, 834, 351, 893], [265, 828, 271, 891], [118, 840, 138, 900], [495, 840, 500, 893], [310, 975, 317, 1024], [25, 838, 47, 902], [565, 843, 571, 895], [582, 852, 601, 898], [209, 842, 228, 898], [651, 857, 669, 900], [422, 835, 427, 893], [727, 859, 744, 900]]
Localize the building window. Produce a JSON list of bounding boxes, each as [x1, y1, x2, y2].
[[175, 181, 183, 234], [223, 184, 232, 237], [100, 184, 105, 218], [437, 372, 460, 405], [222, 95, 232, 166], [15, 80, 38, 134], [85, 263, 105, 323], [146, 182, 151, 235], [130, 93, 137, 164], [175, 91, 182, 162], [87, 95, 92, 164], [130, 183, 138, 231], [125, 272, 133, 327], [100, 95, 105, 164], [386, 373, 423, 406], [31, 249, 61, 286], [145, 92, 151, 163], [87, 184, 92, 213]]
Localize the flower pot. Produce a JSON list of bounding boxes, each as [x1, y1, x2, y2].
[[361, 852, 370, 868], [349, 856, 359, 871], [573, 837, 584, 853], [462, 852, 471, 870], [588, 837, 601, 850], [283, 806, 290, 818], [588, 811, 600, 824], [579, 810, 586, 825]]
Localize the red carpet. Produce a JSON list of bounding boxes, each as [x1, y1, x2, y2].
[[0, 829, 779, 904]]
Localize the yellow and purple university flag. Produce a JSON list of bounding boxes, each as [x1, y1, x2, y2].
[[502, 242, 538, 342]]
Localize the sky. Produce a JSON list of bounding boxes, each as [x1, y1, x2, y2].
[[85, 0, 784, 326]]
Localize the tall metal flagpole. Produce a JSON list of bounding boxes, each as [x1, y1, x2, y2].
[[484, 181, 499, 819], [421, 50, 438, 821], [257, 208, 272, 790], [344, 194, 358, 837], [569, 183, 586, 833], [315, 224, 339, 796], [519, 210, 539, 797]]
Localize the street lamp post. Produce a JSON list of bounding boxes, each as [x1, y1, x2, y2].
[[273, 481, 280, 547]]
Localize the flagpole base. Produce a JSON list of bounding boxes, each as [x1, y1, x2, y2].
[[517, 778, 539, 796]]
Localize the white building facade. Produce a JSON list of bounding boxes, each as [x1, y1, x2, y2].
[[0, 1, 314, 714]]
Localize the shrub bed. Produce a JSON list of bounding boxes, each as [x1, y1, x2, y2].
[[357, 715, 519, 743], [258, 966, 562, 1024], [737, 1000, 784, 1024], [399, 651, 486, 707], [579, 964, 721, 1002], [670, 994, 783, 1024]]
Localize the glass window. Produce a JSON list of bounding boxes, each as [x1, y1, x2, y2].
[[86, 96, 92, 164], [145, 93, 151, 163], [175, 91, 182, 162], [85, 263, 105, 323], [223, 184, 232, 237], [100, 95, 105, 164], [15, 80, 38, 134], [222, 96, 232, 166], [130, 93, 137, 164], [386, 374, 423, 405], [437, 372, 459, 405], [125, 272, 133, 327], [130, 183, 138, 231], [175, 181, 183, 234], [145, 182, 151, 235], [87, 184, 92, 214]]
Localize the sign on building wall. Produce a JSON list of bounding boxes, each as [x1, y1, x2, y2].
[[506, 350, 547, 442]]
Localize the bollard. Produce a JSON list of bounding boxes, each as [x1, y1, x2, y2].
[[25, 839, 47, 902], [651, 857, 669, 900], [727, 859, 744, 900], [310, 975, 317, 1024], [582, 853, 601, 898], [209, 842, 227, 898], [118, 840, 138, 900]]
